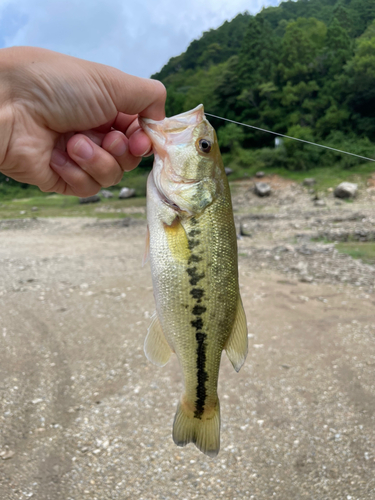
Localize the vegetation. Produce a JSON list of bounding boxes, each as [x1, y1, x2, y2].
[[336, 242, 375, 265], [152, 0, 375, 174], [0, 194, 146, 220]]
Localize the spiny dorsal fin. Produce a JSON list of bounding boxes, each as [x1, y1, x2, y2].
[[144, 313, 172, 366], [225, 296, 248, 372]]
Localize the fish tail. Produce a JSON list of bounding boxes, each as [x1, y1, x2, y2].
[[172, 398, 220, 457]]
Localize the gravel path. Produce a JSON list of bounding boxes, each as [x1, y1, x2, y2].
[[0, 181, 374, 499]]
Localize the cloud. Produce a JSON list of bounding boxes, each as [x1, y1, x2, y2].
[[0, 0, 281, 77]]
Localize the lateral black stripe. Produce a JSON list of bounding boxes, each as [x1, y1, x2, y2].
[[194, 331, 208, 419]]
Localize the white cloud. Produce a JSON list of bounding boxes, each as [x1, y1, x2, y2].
[[0, 0, 281, 77]]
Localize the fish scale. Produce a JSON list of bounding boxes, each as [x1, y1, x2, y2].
[[140, 105, 248, 457]]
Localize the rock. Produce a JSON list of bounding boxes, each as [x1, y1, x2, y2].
[[314, 200, 326, 207], [334, 182, 358, 199], [254, 182, 271, 197], [100, 189, 114, 199], [119, 187, 136, 199], [255, 171, 265, 178], [79, 195, 101, 204], [31, 207, 38, 212], [240, 223, 252, 237], [300, 276, 314, 283], [224, 167, 233, 176], [0, 450, 15, 460], [303, 178, 316, 186]]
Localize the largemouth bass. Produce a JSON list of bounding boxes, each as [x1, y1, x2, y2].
[[139, 104, 247, 457]]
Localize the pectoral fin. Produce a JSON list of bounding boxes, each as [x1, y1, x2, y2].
[[144, 313, 172, 367], [163, 217, 191, 262], [225, 296, 248, 372]]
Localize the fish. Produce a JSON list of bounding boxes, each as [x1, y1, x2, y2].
[[139, 104, 248, 457]]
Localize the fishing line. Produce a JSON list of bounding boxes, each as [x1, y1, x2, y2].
[[205, 113, 375, 163]]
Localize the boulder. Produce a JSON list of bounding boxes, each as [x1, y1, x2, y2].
[[101, 189, 114, 199], [119, 187, 136, 199], [303, 178, 316, 186], [255, 171, 265, 178], [254, 182, 271, 197], [79, 195, 101, 204], [334, 182, 358, 199], [224, 167, 233, 176]]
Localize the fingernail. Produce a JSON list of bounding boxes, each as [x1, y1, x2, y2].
[[73, 138, 93, 160], [50, 149, 67, 167], [137, 145, 152, 157], [108, 137, 127, 157]]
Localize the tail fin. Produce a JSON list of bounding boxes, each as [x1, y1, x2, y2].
[[172, 399, 220, 457]]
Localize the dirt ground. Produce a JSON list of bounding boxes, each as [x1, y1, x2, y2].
[[0, 180, 375, 499]]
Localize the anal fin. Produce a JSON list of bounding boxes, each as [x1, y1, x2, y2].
[[144, 313, 172, 367], [225, 296, 248, 372]]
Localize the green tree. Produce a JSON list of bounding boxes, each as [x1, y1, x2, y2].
[[278, 17, 327, 84], [237, 16, 278, 90], [343, 20, 375, 136]]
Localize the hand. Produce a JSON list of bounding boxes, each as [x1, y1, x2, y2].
[[0, 47, 166, 196]]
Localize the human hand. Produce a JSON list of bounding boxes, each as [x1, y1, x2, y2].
[[0, 47, 166, 196]]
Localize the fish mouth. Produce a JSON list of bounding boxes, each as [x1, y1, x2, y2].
[[139, 104, 205, 155]]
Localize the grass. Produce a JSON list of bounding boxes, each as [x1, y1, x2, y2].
[[0, 194, 146, 219], [228, 162, 374, 195], [268, 163, 374, 193], [335, 242, 375, 265]]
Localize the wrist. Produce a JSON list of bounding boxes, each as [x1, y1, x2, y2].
[[0, 49, 15, 170], [0, 104, 14, 172]]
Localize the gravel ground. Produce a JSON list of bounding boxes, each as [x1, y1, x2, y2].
[[0, 180, 375, 499]]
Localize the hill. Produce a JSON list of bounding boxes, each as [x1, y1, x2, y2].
[[152, 0, 375, 173]]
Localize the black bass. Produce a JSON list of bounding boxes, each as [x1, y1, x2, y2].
[[139, 105, 247, 457]]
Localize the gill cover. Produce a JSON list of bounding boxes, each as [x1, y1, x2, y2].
[[139, 105, 222, 216]]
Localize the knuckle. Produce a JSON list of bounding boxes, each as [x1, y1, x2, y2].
[[154, 80, 167, 102]]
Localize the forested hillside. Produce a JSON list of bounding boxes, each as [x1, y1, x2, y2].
[[153, 0, 375, 173]]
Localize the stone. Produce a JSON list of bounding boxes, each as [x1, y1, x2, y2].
[[300, 276, 314, 283], [119, 187, 136, 199], [254, 182, 271, 197], [314, 200, 326, 207], [240, 223, 252, 237], [79, 195, 101, 204], [224, 167, 233, 176], [0, 450, 15, 460], [100, 190, 114, 199], [255, 171, 265, 178], [334, 182, 358, 199], [303, 178, 316, 186]]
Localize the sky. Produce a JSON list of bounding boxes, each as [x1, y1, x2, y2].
[[0, 0, 281, 78]]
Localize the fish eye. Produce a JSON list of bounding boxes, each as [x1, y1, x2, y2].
[[198, 139, 212, 154]]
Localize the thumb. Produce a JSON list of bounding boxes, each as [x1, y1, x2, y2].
[[97, 65, 167, 121]]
